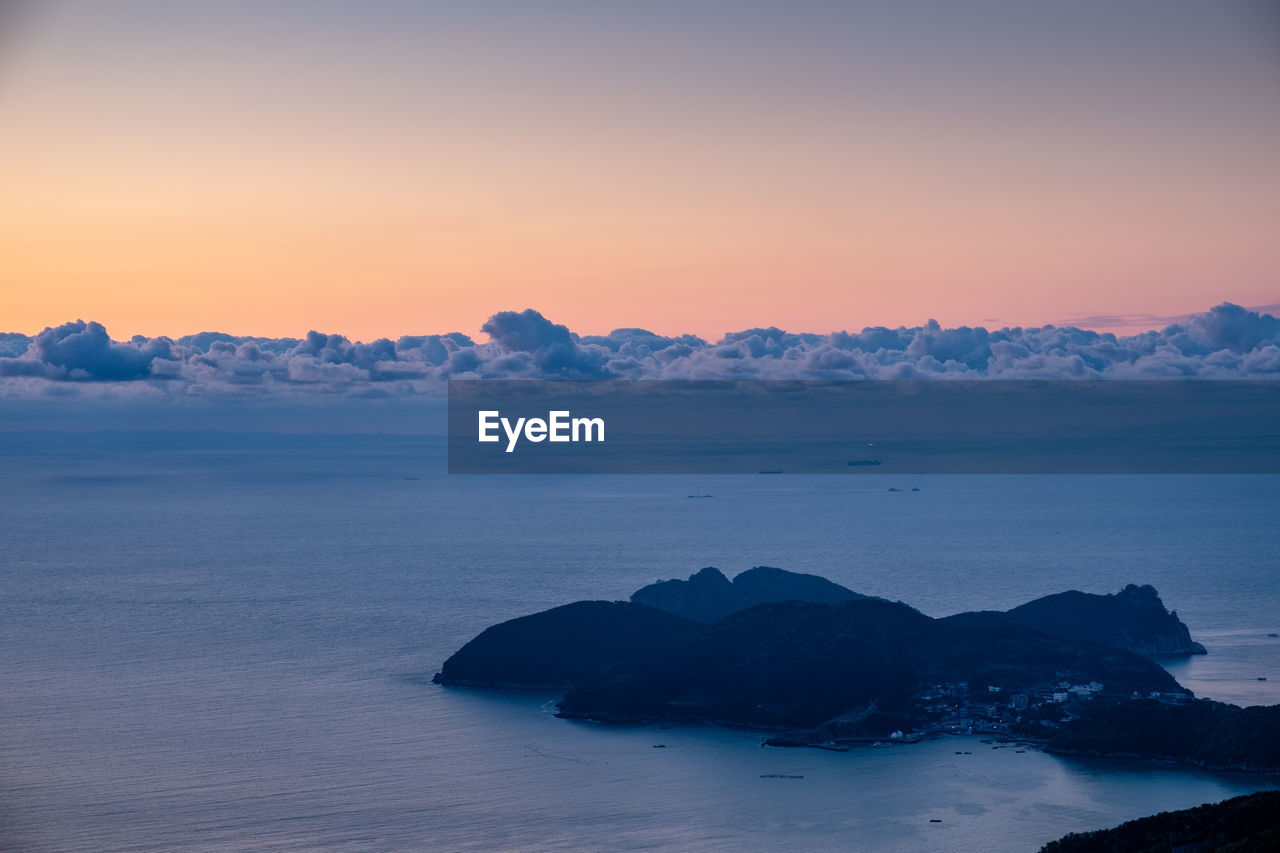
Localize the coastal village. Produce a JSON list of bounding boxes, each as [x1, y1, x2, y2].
[[912, 679, 1189, 739], [771, 679, 1193, 750]]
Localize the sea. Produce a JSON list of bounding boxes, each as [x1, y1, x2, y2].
[[1, 434, 1278, 852]]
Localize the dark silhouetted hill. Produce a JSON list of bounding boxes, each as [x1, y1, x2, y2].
[[1040, 790, 1280, 852], [559, 598, 1182, 728], [950, 584, 1206, 657], [630, 566, 871, 623], [1047, 699, 1280, 771], [432, 601, 698, 689]]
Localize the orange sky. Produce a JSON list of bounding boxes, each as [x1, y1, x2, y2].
[[1, 1, 1277, 341]]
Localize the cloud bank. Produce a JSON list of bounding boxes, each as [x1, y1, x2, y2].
[[2, 304, 1278, 401]]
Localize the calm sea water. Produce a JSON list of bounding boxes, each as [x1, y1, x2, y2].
[[1, 435, 1278, 852]]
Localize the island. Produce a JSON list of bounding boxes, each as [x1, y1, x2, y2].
[[433, 567, 1279, 771]]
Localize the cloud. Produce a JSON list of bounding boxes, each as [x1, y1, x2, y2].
[[0, 333, 31, 358], [481, 308, 573, 353], [11, 320, 173, 380], [1, 303, 1278, 398], [480, 308, 611, 378], [1183, 302, 1280, 353]]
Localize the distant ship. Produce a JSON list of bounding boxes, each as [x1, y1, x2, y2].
[[758, 469, 783, 474], [848, 459, 882, 466]]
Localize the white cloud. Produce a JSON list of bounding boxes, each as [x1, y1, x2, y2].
[[1, 303, 1278, 400]]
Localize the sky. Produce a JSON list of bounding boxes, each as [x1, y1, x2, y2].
[[1, 1, 1278, 341]]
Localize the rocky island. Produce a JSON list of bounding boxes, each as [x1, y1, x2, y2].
[[434, 567, 1278, 771]]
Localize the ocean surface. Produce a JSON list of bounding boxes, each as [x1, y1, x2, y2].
[[2, 434, 1278, 852]]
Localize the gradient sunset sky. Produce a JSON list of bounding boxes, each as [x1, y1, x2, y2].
[[1, 0, 1277, 341]]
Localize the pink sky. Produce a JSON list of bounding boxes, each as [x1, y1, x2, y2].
[[1, 2, 1276, 340]]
